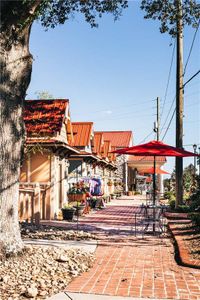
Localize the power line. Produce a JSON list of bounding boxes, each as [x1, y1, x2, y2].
[[161, 41, 175, 120], [75, 98, 156, 116], [139, 130, 154, 144], [183, 70, 200, 88], [94, 113, 151, 122], [183, 143, 200, 147], [161, 108, 176, 140], [160, 96, 176, 134], [184, 20, 200, 76]]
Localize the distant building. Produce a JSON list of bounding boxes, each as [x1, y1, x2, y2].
[[95, 131, 133, 193]]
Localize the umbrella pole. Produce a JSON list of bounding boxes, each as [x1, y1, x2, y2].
[[153, 156, 156, 233], [153, 156, 156, 206]]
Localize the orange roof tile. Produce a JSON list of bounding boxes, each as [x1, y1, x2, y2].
[[93, 132, 103, 155], [96, 131, 133, 148], [128, 156, 166, 162], [102, 140, 111, 159], [72, 122, 93, 147], [110, 146, 117, 161], [24, 99, 68, 136]]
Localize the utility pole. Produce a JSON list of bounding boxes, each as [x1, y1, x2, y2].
[[175, 0, 184, 208], [156, 97, 160, 141], [156, 97, 163, 196]]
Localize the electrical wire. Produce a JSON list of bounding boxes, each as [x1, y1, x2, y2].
[[183, 70, 200, 88], [161, 108, 176, 140], [138, 130, 154, 144], [160, 21, 199, 141], [75, 98, 156, 116], [160, 41, 175, 120], [160, 95, 176, 134], [184, 20, 200, 76]]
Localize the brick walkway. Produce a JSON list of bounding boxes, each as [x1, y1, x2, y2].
[[63, 200, 200, 300]]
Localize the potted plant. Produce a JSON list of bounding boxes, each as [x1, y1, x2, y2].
[[71, 201, 86, 216], [88, 197, 97, 209], [67, 183, 87, 202], [61, 204, 75, 221]]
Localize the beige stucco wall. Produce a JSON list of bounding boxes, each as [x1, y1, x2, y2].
[[51, 156, 69, 218], [30, 152, 51, 182]]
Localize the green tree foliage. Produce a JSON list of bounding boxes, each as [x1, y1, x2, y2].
[[35, 90, 54, 99], [140, 0, 200, 36], [39, 0, 128, 28], [183, 163, 195, 193], [1, 0, 128, 32]]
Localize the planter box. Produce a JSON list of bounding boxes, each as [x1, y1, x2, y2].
[[68, 193, 86, 202]]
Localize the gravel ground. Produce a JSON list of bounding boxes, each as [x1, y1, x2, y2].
[[0, 245, 94, 300], [20, 223, 97, 241]]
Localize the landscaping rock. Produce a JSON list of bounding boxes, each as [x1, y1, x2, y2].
[[0, 245, 94, 299], [20, 224, 97, 241], [25, 286, 38, 298]]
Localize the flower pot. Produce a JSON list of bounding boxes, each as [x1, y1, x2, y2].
[[61, 208, 75, 221], [89, 199, 97, 209], [73, 204, 85, 216]]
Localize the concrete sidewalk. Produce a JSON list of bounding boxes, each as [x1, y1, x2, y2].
[[49, 292, 160, 299], [24, 239, 97, 253]]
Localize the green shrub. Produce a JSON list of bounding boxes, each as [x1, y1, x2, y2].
[[169, 199, 175, 210], [188, 212, 200, 227], [176, 205, 191, 213], [189, 190, 200, 211], [134, 191, 141, 195], [164, 191, 175, 201]]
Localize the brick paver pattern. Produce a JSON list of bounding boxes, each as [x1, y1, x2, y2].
[[46, 198, 200, 299]]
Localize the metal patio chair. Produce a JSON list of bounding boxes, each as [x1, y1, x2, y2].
[[141, 206, 164, 237]]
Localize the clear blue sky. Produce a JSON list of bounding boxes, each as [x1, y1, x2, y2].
[[26, 1, 200, 173]]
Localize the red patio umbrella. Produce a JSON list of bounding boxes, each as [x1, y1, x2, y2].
[[115, 140, 199, 157], [139, 167, 170, 175], [113, 140, 199, 205]]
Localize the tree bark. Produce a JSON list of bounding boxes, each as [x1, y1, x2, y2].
[[0, 1, 40, 254]]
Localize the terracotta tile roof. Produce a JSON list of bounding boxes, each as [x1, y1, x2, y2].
[[128, 156, 166, 162], [102, 140, 111, 159], [24, 99, 68, 136], [96, 131, 133, 148], [93, 132, 103, 155], [110, 146, 117, 161], [72, 122, 93, 147]]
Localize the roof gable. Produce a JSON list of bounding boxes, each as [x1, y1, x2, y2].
[[101, 140, 111, 159], [96, 131, 133, 148], [72, 122, 93, 147], [24, 99, 68, 136], [93, 132, 103, 155]]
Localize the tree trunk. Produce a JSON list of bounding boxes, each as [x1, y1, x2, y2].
[[0, 1, 40, 254]]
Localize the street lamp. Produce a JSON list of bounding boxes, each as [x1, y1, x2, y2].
[[193, 144, 197, 175]]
